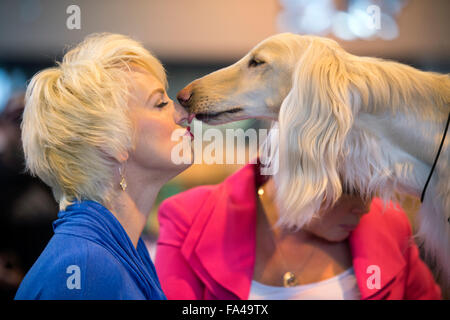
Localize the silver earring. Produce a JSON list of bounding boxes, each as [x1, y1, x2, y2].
[[119, 166, 127, 191]]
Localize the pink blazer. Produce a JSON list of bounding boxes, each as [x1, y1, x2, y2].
[[155, 163, 441, 300]]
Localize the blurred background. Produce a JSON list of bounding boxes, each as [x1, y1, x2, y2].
[[0, 0, 449, 299]]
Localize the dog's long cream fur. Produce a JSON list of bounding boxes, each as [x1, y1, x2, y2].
[[179, 33, 450, 289]]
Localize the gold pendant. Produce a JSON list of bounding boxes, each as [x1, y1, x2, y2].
[[283, 271, 298, 287]]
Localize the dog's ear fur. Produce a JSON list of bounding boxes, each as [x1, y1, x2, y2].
[[275, 38, 354, 229]]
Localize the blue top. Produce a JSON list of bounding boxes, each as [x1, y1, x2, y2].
[[14, 200, 166, 300]]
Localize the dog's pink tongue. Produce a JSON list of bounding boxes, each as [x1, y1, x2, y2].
[[188, 113, 196, 123]]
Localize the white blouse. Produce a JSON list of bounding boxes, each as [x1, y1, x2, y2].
[[248, 267, 361, 300]]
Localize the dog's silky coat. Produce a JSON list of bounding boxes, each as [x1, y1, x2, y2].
[[177, 33, 450, 287]]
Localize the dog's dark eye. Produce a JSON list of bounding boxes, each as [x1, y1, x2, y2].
[[248, 58, 265, 68]]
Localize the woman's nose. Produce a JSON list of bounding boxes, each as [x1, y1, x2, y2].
[[173, 101, 190, 125]]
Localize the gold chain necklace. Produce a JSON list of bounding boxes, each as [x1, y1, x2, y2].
[[257, 185, 316, 287]]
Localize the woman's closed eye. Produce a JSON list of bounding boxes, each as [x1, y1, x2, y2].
[[144, 87, 168, 108], [155, 100, 169, 109]]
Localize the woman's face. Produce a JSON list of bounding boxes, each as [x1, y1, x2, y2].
[[126, 67, 193, 179], [303, 194, 372, 242]]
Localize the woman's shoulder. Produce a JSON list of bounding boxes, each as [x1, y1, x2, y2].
[[157, 164, 257, 229], [158, 184, 218, 227], [15, 233, 131, 299], [156, 185, 220, 248], [360, 197, 414, 241]]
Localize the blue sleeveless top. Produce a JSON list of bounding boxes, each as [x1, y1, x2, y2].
[[15, 200, 166, 300]]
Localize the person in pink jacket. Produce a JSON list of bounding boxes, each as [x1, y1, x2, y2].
[[155, 162, 441, 300]]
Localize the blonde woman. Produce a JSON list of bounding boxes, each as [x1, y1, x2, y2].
[[14, 33, 193, 299]]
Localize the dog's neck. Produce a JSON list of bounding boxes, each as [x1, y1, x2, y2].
[[343, 110, 440, 199]]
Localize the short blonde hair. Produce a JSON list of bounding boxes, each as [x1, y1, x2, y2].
[[21, 33, 167, 210]]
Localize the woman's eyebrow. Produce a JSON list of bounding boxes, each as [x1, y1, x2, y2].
[[145, 87, 165, 104]]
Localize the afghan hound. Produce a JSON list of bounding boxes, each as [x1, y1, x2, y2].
[[176, 33, 450, 288]]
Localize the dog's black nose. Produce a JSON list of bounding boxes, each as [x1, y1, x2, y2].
[[177, 85, 193, 109]]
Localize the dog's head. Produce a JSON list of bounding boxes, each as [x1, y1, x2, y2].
[[178, 33, 357, 229], [177, 33, 312, 124]]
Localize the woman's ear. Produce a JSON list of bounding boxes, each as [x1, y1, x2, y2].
[[116, 151, 129, 163], [99, 142, 129, 164], [275, 38, 354, 230]]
